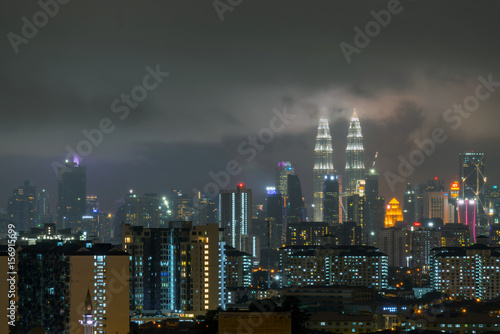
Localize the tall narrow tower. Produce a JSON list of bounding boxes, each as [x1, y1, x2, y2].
[[313, 117, 335, 221], [79, 289, 95, 334], [345, 109, 365, 196]]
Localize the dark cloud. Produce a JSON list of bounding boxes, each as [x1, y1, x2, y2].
[[1, 0, 500, 209]]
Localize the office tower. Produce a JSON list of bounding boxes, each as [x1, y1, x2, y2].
[[346, 195, 366, 234], [431, 244, 500, 300], [7, 180, 37, 232], [313, 117, 335, 222], [57, 160, 86, 228], [365, 168, 384, 243], [413, 184, 425, 221], [403, 183, 415, 223], [426, 177, 445, 192], [219, 184, 252, 252], [408, 226, 442, 269], [287, 174, 304, 225], [345, 110, 365, 196], [266, 191, 283, 249], [287, 222, 331, 246], [16, 242, 129, 333], [36, 188, 50, 217], [423, 191, 449, 224], [123, 222, 226, 316], [115, 191, 160, 228], [86, 194, 99, 216], [460, 152, 486, 212], [323, 175, 340, 224], [490, 224, 500, 246], [171, 189, 194, 221], [378, 227, 409, 267], [384, 198, 404, 228], [275, 161, 294, 195], [458, 199, 477, 243], [333, 220, 362, 246]]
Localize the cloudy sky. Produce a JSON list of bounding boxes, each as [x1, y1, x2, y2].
[[1, 0, 500, 211]]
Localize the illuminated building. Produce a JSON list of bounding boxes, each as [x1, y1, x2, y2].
[[313, 117, 335, 222], [226, 247, 252, 288], [458, 199, 477, 243], [171, 189, 194, 221], [413, 183, 425, 221], [16, 242, 129, 333], [57, 159, 86, 228], [7, 180, 37, 232], [219, 184, 252, 253], [365, 168, 384, 244], [423, 191, 449, 224], [115, 191, 160, 228], [287, 221, 331, 246], [323, 175, 340, 225], [193, 193, 217, 226], [347, 195, 366, 235], [36, 188, 50, 220], [385, 198, 404, 228], [85, 194, 99, 216], [451, 181, 460, 199], [332, 220, 361, 246], [79, 289, 96, 334], [441, 223, 471, 247], [460, 152, 486, 213], [275, 161, 294, 195], [490, 224, 500, 246], [431, 244, 500, 300], [123, 222, 226, 316], [403, 183, 415, 223], [345, 109, 365, 196], [279, 245, 388, 289], [18, 223, 85, 245]]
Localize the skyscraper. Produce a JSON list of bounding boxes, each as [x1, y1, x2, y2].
[[384, 198, 404, 228], [57, 160, 86, 228], [7, 180, 37, 232], [345, 110, 365, 196], [287, 174, 304, 225], [313, 117, 335, 221], [275, 161, 294, 195], [219, 184, 252, 252], [460, 152, 486, 213], [403, 183, 415, 223], [323, 175, 340, 225]]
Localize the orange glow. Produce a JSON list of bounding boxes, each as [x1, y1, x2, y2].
[[385, 198, 404, 228]]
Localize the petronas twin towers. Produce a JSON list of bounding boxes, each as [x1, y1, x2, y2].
[[313, 109, 365, 222]]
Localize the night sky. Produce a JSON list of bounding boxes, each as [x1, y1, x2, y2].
[[1, 0, 500, 211]]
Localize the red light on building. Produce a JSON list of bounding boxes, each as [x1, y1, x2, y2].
[[434, 177, 438, 180], [413, 222, 421, 226], [238, 183, 244, 187]]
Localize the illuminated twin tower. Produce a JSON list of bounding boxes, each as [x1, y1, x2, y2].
[[313, 110, 365, 221]]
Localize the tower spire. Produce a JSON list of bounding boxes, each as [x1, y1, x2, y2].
[[79, 288, 95, 334], [345, 109, 365, 196], [313, 115, 335, 222]]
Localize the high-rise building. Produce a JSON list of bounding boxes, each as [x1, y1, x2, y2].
[[460, 152, 486, 213], [323, 175, 340, 225], [7, 180, 37, 232], [458, 199, 477, 243], [266, 191, 284, 249], [347, 195, 366, 234], [86, 194, 99, 216], [194, 193, 217, 226], [226, 247, 252, 288], [57, 160, 86, 228], [171, 189, 194, 221], [15, 242, 129, 333], [37, 188, 50, 217], [286, 174, 304, 225], [219, 184, 252, 252], [345, 110, 365, 196], [423, 191, 449, 224], [365, 168, 384, 244], [384, 198, 404, 228], [378, 227, 409, 267], [403, 183, 415, 223], [431, 244, 500, 300], [115, 191, 160, 228], [123, 222, 226, 316], [275, 161, 294, 195], [413, 184, 425, 222], [313, 117, 335, 222]]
